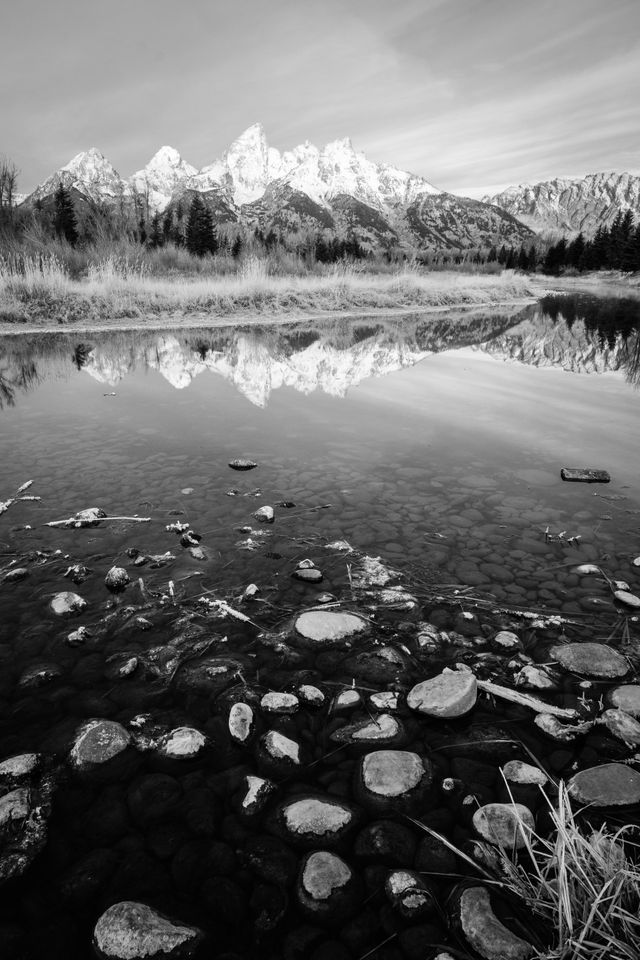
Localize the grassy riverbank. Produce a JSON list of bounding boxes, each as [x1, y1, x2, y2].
[[0, 255, 534, 326]]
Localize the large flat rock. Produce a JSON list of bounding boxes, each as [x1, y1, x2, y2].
[[407, 671, 477, 718], [549, 643, 629, 679], [93, 901, 202, 959], [294, 610, 368, 646], [568, 763, 640, 806]]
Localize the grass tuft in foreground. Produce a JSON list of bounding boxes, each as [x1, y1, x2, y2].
[[0, 254, 533, 325]]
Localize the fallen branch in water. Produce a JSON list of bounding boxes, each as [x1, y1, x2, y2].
[[477, 678, 579, 720], [45, 513, 151, 528]]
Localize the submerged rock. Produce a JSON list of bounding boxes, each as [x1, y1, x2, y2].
[[0, 766, 55, 884], [385, 870, 437, 921], [453, 886, 534, 960], [568, 762, 640, 806], [549, 643, 629, 679], [93, 901, 202, 959], [357, 750, 432, 813], [330, 713, 406, 748], [472, 803, 535, 849], [407, 671, 477, 718], [599, 709, 640, 746], [607, 685, 640, 717]]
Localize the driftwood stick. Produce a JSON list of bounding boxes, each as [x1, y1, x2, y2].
[[45, 515, 151, 528], [477, 678, 579, 720]]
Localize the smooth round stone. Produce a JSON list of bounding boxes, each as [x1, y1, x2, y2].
[[260, 692, 299, 715], [93, 901, 202, 959], [254, 505, 274, 523], [158, 727, 206, 759], [473, 803, 534, 849], [293, 568, 323, 583], [568, 763, 640, 806], [228, 702, 254, 743], [229, 458, 257, 470], [3, 567, 28, 582], [50, 591, 87, 616], [105, 566, 130, 591], [237, 775, 276, 817], [277, 796, 356, 847], [614, 590, 640, 609], [330, 714, 405, 748], [600, 710, 640, 746], [607, 685, 640, 717], [407, 671, 477, 718], [294, 611, 368, 646], [297, 851, 358, 921], [298, 684, 325, 707], [70, 720, 131, 772], [385, 870, 437, 920], [502, 761, 548, 787], [550, 643, 629, 679], [456, 886, 534, 960], [358, 750, 432, 812]]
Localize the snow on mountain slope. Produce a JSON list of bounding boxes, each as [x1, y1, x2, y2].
[[485, 172, 640, 237], [28, 148, 126, 205], [129, 146, 197, 213]]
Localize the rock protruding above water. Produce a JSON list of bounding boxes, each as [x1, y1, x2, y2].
[[254, 505, 274, 523], [600, 709, 640, 747], [472, 803, 535, 849], [229, 458, 257, 471], [69, 720, 131, 773], [568, 763, 640, 806], [93, 901, 203, 959], [357, 750, 432, 812], [385, 869, 437, 921], [292, 567, 323, 583], [50, 591, 87, 616], [236, 775, 276, 818], [549, 643, 629, 679], [297, 851, 359, 922], [407, 670, 477, 718], [228, 702, 255, 744], [294, 610, 368, 648], [260, 691, 299, 715], [614, 590, 640, 609], [560, 467, 610, 483], [158, 727, 206, 759], [454, 886, 534, 960], [104, 566, 130, 591], [274, 795, 358, 847], [607, 685, 640, 717], [257, 731, 302, 774], [330, 713, 406, 748]]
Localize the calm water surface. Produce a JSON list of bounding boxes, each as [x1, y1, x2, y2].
[[0, 292, 639, 958]]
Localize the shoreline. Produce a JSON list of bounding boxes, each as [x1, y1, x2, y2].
[[0, 295, 537, 337]]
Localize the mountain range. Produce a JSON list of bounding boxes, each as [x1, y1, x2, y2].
[[19, 124, 640, 249]]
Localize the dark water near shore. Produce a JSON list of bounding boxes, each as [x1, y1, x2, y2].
[[1, 293, 640, 959]]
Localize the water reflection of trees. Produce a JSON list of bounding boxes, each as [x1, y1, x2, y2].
[[0, 359, 40, 409], [539, 293, 640, 386]]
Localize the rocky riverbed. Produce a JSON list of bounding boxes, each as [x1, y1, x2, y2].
[[1, 467, 640, 960]]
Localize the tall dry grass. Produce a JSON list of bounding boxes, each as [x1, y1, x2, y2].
[[0, 253, 534, 325]]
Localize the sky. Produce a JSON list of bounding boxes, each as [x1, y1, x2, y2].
[[3, 0, 640, 198]]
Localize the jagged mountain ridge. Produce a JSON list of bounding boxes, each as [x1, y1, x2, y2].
[[485, 172, 640, 238], [21, 124, 533, 252]]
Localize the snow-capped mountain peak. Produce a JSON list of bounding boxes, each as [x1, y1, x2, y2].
[[29, 148, 125, 204], [129, 146, 197, 212]]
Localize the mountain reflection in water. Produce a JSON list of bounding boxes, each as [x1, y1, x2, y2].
[[0, 294, 639, 411]]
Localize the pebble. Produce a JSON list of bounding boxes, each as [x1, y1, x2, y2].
[[254, 505, 274, 523], [158, 727, 206, 759], [385, 870, 437, 920], [298, 684, 326, 707], [228, 703, 254, 743], [276, 796, 357, 847], [297, 851, 358, 921], [229, 459, 257, 470], [293, 568, 323, 583], [237, 775, 276, 817], [407, 671, 477, 718], [93, 901, 202, 959], [614, 590, 640, 609], [260, 691, 299, 714], [2, 567, 28, 582], [330, 714, 405, 747], [70, 720, 131, 772], [358, 750, 432, 812], [606, 685, 640, 717], [599, 709, 640, 747]]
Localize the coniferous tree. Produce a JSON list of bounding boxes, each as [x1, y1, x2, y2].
[[527, 245, 538, 271], [186, 195, 217, 256], [148, 213, 163, 249], [54, 184, 79, 245]]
